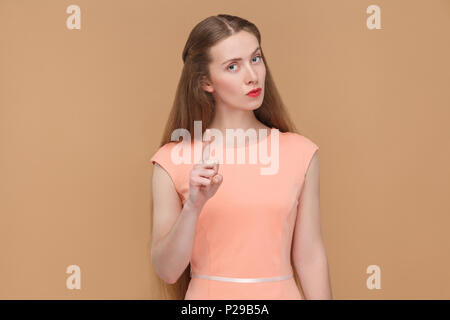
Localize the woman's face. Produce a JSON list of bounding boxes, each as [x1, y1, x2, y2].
[[203, 31, 266, 111]]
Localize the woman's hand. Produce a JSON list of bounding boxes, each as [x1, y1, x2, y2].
[[187, 129, 223, 211]]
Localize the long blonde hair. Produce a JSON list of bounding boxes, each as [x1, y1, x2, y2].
[[152, 14, 303, 299]]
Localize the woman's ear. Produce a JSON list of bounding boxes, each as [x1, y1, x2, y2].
[[201, 75, 214, 93]]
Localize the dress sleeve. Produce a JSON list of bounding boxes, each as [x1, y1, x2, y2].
[[149, 142, 180, 190], [301, 136, 319, 177]]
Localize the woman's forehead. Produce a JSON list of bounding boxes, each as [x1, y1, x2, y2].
[[209, 32, 260, 64]]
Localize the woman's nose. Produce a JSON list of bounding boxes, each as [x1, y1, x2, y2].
[[244, 65, 258, 83]]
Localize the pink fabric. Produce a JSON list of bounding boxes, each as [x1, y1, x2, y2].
[[150, 129, 319, 299]]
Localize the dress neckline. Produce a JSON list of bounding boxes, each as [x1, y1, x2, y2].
[[223, 127, 275, 149]]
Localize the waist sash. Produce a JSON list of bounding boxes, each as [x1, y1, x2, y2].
[[190, 272, 294, 283]]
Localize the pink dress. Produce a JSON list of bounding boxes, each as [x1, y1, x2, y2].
[[150, 128, 319, 299]]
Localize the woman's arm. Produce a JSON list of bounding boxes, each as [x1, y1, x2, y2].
[[292, 151, 333, 299], [151, 163, 200, 284]]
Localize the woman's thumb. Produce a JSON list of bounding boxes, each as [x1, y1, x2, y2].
[[213, 174, 222, 184]]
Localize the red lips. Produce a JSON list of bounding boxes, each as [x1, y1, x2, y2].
[[247, 88, 261, 95]]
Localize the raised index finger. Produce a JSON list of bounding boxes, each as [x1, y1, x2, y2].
[[202, 129, 213, 164]]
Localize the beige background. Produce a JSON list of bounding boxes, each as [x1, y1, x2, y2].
[[1, 0, 449, 299]]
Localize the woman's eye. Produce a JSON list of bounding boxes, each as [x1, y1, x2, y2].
[[253, 55, 262, 62], [227, 55, 262, 72]]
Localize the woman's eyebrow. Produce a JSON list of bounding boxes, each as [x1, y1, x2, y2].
[[221, 46, 261, 65]]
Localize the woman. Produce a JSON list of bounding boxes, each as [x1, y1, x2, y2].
[[150, 14, 332, 300]]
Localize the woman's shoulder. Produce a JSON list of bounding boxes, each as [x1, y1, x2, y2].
[[279, 131, 319, 150], [279, 131, 319, 175], [149, 140, 183, 165], [154, 140, 179, 152]]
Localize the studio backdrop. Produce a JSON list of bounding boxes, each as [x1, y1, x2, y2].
[[1, 0, 449, 299]]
